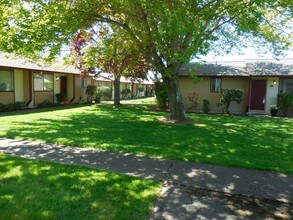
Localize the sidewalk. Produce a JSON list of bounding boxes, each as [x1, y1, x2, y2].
[[1, 138, 292, 204]]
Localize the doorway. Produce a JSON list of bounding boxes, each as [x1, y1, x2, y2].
[[60, 76, 67, 97], [250, 80, 266, 110]]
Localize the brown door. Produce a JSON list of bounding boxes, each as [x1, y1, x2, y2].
[[60, 76, 67, 97], [250, 80, 266, 110]]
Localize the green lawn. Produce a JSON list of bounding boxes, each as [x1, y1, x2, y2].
[[1, 99, 292, 174], [0, 154, 160, 219]]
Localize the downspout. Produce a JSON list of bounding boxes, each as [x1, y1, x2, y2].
[[248, 77, 252, 112], [73, 75, 76, 98], [29, 71, 33, 107]]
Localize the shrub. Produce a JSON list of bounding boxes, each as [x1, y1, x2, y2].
[[0, 103, 13, 112], [86, 85, 97, 102], [77, 96, 84, 104], [202, 99, 211, 113], [121, 88, 131, 99], [55, 93, 65, 103], [154, 81, 168, 110], [277, 93, 293, 116], [270, 105, 279, 117], [38, 100, 55, 108], [0, 102, 25, 112], [95, 94, 101, 103], [186, 92, 199, 112], [13, 101, 26, 110], [97, 86, 112, 100], [219, 88, 244, 114]]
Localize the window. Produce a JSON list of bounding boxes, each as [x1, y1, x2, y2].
[[210, 77, 221, 92], [0, 69, 14, 91], [34, 73, 53, 91], [279, 78, 293, 94], [82, 77, 87, 88]]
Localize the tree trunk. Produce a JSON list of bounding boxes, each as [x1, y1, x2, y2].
[[114, 76, 121, 107], [166, 74, 186, 121]]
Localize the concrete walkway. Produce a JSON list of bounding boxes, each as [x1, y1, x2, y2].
[[0, 138, 292, 219]]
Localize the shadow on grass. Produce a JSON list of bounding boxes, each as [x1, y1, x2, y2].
[[0, 103, 95, 117], [0, 154, 160, 219], [1, 104, 293, 173]]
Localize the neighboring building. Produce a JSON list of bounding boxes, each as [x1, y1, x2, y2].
[[179, 59, 293, 115], [94, 72, 154, 99], [0, 53, 93, 107]]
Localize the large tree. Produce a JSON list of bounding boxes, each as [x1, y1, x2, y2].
[[0, 0, 292, 121]]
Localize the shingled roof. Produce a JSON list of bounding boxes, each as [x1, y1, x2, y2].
[[179, 59, 293, 77], [0, 53, 79, 74]]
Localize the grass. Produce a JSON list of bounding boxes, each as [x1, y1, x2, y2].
[[1, 98, 292, 174], [0, 154, 160, 219]]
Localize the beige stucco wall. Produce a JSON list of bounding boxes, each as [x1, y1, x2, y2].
[[179, 76, 249, 114], [222, 77, 249, 113], [22, 70, 30, 103], [74, 76, 83, 102], [66, 75, 74, 102], [0, 92, 14, 104], [265, 77, 279, 114], [54, 74, 61, 95], [14, 69, 24, 102], [74, 75, 92, 102], [34, 92, 54, 106], [132, 84, 138, 97]]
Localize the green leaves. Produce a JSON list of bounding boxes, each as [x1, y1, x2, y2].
[[219, 88, 244, 114], [1, 0, 292, 67]]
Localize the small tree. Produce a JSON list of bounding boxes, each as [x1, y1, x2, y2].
[[71, 29, 150, 107], [219, 89, 244, 114], [277, 93, 293, 116]]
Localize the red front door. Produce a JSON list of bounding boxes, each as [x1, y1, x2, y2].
[[250, 80, 266, 110], [60, 76, 67, 97]]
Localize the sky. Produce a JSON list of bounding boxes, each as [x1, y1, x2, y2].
[[199, 47, 293, 62]]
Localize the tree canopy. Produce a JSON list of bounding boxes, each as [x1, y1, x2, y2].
[[70, 27, 150, 106], [0, 0, 292, 121]]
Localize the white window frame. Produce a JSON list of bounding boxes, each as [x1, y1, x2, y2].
[[0, 69, 14, 91], [210, 77, 222, 92], [34, 73, 53, 91], [279, 78, 293, 94]]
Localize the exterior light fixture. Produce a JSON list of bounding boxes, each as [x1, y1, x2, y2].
[[270, 80, 277, 87], [56, 76, 60, 81]]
